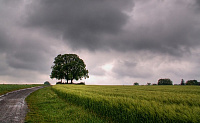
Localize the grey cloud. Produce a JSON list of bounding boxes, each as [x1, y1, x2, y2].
[[0, 54, 10, 75], [112, 60, 152, 79], [6, 42, 48, 72], [0, 0, 200, 84], [90, 66, 105, 76], [0, 30, 9, 52], [23, 0, 134, 50], [0, 0, 54, 74], [196, 0, 200, 6], [195, 0, 200, 11], [106, 23, 195, 56], [23, 0, 200, 57], [0, 28, 52, 74], [107, 1, 200, 56]]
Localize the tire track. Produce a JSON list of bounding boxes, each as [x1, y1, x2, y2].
[[0, 86, 43, 123]]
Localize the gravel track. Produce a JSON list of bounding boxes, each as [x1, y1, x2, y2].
[[0, 86, 43, 123]]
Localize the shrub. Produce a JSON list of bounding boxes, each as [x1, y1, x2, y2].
[[147, 83, 151, 85], [134, 82, 139, 85], [44, 81, 51, 85]]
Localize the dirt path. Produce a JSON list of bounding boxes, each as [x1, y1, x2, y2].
[[0, 86, 43, 123]]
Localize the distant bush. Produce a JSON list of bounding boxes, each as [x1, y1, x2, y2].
[[147, 83, 151, 85], [158, 78, 173, 85], [134, 82, 139, 85], [44, 81, 51, 85]]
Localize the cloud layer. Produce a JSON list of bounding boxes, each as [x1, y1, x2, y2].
[[0, 0, 200, 84], [23, 0, 200, 56], [24, 0, 134, 51]]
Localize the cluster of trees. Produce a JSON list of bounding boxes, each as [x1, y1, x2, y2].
[[182, 79, 200, 85], [158, 79, 173, 85], [144, 79, 200, 85], [50, 54, 89, 84]]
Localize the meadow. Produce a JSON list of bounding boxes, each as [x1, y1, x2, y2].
[[51, 85, 200, 123], [0, 84, 42, 95]]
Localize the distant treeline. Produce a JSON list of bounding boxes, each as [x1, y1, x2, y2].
[[134, 79, 200, 85]]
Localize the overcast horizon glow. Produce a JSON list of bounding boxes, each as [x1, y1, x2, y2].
[[0, 0, 200, 85]]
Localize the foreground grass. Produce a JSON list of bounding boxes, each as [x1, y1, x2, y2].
[[52, 85, 200, 123], [0, 84, 43, 95], [25, 86, 107, 123]]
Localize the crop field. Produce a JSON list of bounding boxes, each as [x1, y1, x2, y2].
[[0, 84, 42, 95], [52, 85, 200, 123]]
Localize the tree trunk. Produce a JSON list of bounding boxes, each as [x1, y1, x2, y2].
[[61, 79, 62, 83], [67, 79, 68, 84], [71, 79, 73, 84]]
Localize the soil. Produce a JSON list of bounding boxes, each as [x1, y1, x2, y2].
[[0, 86, 43, 123]]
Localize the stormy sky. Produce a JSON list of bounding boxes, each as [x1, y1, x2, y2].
[[0, 0, 200, 85]]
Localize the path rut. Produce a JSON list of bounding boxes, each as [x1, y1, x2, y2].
[[0, 86, 43, 123]]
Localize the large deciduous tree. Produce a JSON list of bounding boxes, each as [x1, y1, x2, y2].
[[50, 54, 89, 84]]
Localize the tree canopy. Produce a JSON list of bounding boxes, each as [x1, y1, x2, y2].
[[186, 80, 198, 85], [50, 54, 89, 84], [158, 78, 173, 85]]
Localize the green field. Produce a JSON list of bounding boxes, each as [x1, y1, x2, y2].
[[0, 84, 43, 95], [51, 85, 200, 123], [25, 86, 107, 123], [25, 85, 200, 122]]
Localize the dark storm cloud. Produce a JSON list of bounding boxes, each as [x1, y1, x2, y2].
[[105, 0, 200, 56], [106, 21, 196, 56], [5, 40, 51, 72], [0, 0, 55, 74], [23, 0, 200, 56], [0, 30, 9, 52], [0, 27, 52, 73], [196, 0, 200, 6], [24, 0, 134, 50]]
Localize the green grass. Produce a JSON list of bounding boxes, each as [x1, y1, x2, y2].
[[0, 84, 43, 95], [52, 85, 200, 123], [25, 86, 107, 123]]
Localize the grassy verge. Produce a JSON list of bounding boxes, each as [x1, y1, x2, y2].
[[0, 84, 43, 95], [25, 86, 107, 123]]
